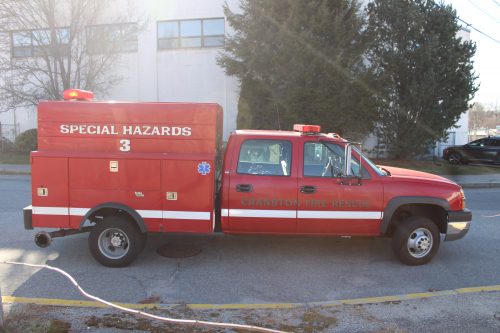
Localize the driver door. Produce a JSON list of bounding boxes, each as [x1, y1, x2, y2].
[[464, 138, 490, 161]]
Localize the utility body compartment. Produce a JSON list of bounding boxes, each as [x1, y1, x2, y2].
[[31, 101, 223, 234]]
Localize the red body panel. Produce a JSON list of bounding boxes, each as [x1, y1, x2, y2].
[[69, 158, 161, 190], [161, 159, 215, 233], [37, 101, 222, 155], [31, 157, 69, 228], [32, 101, 222, 233]]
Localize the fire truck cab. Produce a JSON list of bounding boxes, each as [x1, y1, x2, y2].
[[23, 91, 472, 267]]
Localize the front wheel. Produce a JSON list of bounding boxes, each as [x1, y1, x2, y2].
[[448, 153, 462, 164], [89, 215, 145, 267], [392, 216, 440, 266]]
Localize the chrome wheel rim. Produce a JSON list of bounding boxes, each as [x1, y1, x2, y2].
[[407, 228, 433, 258], [98, 228, 129, 259], [449, 154, 460, 164]]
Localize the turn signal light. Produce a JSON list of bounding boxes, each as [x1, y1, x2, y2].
[[63, 89, 94, 101], [460, 189, 466, 210], [293, 124, 321, 133]]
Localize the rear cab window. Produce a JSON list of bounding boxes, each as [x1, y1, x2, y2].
[[237, 139, 292, 176]]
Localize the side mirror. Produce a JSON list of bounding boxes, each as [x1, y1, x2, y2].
[[340, 143, 362, 186], [344, 144, 352, 177]]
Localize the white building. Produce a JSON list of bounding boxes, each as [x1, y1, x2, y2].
[[0, 1, 471, 154], [0, 0, 241, 143]]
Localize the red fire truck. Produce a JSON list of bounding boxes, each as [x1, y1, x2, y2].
[[23, 90, 471, 267]]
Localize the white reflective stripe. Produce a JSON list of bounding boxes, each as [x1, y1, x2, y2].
[[31, 207, 210, 220], [163, 211, 211, 220], [297, 211, 382, 219], [69, 208, 90, 216], [32, 206, 68, 216], [229, 209, 296, 218], [32, 207, 382, 220], [137, 210, 163, 219]]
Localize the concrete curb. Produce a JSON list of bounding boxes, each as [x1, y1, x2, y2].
[[458, 182, 500, 188], [0, 171, 31, 175]]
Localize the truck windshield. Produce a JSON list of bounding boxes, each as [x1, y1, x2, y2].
[[353, 147, 386, 176]]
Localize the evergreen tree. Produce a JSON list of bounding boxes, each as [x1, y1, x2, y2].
[[217, 0, 381, 138], [366, 0, 479, 158]]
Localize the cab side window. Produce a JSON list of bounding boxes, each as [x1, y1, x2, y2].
[[470, 139, 489, 147], [303, 142, 360, 178], [237, 139, 292, 176]]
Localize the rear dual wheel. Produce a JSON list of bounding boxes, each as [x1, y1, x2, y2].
[[89, 215, 146, 267], [392, 216, 440, 266]]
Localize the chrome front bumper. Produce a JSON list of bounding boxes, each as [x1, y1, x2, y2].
[[445, 209, 472, 242]]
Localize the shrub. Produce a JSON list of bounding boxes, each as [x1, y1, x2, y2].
[[14, 128, 37, 151]]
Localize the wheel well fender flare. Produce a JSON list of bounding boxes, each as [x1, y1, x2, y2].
[[380, 196, 450, 235], [79, 202, 148, 233]]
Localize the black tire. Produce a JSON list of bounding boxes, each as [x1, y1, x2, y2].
[[392, 216, 440, 266], [448, 153, 462, 165], [140, 232, 148, 252], [88, 215, 145, 267]]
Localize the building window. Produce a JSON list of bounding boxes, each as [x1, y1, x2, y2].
[[11, 28, 70, 58], [86, 23, 138, 54], [157, 18, 225, 50]]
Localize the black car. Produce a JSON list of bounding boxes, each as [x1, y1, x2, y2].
[[442, 136, 500, 164]]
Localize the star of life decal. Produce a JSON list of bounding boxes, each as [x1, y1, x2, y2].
[[198, 162, 211, 175]]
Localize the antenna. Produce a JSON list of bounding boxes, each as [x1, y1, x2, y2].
[[276, 101, 281, 131]]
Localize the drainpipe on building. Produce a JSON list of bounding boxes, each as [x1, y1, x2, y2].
[[0, 284, 5, 332]]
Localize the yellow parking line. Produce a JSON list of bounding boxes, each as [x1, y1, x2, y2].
[[3, 285, 500, 310]]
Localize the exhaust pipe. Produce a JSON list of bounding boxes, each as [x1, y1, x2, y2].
[[33, 227, 94, 248], [35, 231, 52, 248]]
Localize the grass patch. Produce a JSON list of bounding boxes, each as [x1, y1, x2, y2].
[[0, 151, 30, 164], [372, 158, 500, 176]]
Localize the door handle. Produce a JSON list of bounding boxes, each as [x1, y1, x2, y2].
[[236, 184, 253, 192], [300, 185, 316, 194]]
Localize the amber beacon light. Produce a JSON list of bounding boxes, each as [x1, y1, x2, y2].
[[63, 89, 94, 101], [293, 124, 321, 133]]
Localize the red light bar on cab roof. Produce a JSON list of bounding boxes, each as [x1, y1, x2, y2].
[[63, 89, 94, 101], [293, 124, 321, 133]]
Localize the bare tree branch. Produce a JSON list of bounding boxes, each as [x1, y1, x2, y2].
[[0, 0, 149, 113]]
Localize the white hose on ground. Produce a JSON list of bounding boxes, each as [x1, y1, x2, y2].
[[1, 261, 288, 333], [470, 211, 500, 217]]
